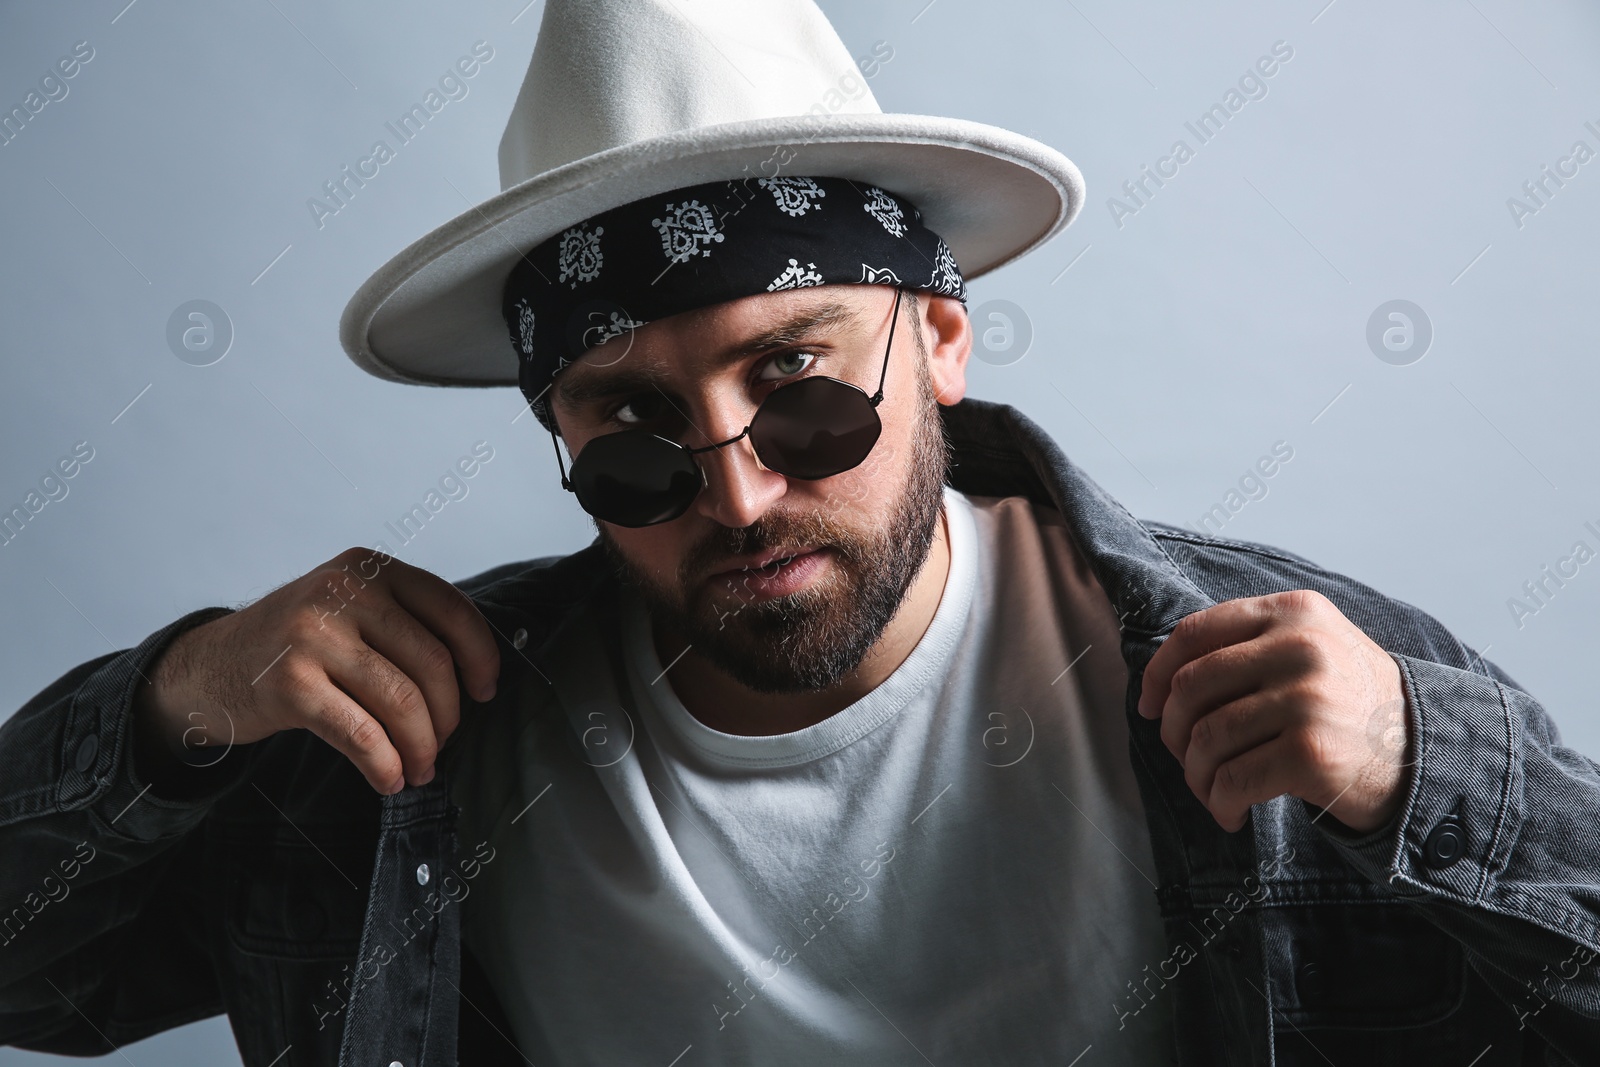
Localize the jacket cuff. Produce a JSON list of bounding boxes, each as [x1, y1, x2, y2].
[[1308, 652, 1518, 903], [59, 605, 253, 843]]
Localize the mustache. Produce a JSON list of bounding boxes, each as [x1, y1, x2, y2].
[[683, 508, 860, 586]]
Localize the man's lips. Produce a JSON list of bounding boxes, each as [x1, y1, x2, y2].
[[709, 546, 823, 578]]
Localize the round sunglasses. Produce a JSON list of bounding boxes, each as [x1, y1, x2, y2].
[[546, 287, 903, 528]]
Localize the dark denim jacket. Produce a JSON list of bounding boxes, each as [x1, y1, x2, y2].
[[3, 398, 1598, 1066]]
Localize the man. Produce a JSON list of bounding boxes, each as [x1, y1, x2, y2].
[[2, 1, 1597, 1065]]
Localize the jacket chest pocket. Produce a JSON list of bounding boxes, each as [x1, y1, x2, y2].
[[1273, 900, 1466, 1027], [216, 827, 375, 961], [1263, 900, 1527, 1065]]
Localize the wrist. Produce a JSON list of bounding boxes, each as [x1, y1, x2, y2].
[[130, 620, 243, 794], [132, 626, 198, 751]]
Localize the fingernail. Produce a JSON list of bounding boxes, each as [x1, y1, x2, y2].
[[386, 775, 405, 795], [419, 765, 435, 785]]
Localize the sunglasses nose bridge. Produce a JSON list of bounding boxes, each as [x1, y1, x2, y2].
[[688, 425, 788, 527], [681, 405, 771, 472], [684, 418, 754, 457]]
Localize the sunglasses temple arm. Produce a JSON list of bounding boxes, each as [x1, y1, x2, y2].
[[547, 421, 574, 492], [870, 287, 903, 406]]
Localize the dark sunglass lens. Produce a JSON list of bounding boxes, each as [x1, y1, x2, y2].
[[571, 430, 701, 527], [750, 377, 881, 480]]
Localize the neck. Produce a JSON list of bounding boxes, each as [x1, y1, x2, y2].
[[653, 505, 952, 736]]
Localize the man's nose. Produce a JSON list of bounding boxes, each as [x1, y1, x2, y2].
[[689, 416, 787, 529]]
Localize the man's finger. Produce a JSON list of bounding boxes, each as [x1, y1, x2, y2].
[[1206, 733, 1305, 832], [1156, 639, 1265, 761], [1139, 597, 1276, 719], [1180, 691, 1289, 804], [288, 669, 407, 794], [386, 561, 502, 703], [326, 643, 440, 787], [360, 597, 465, 751], [1157, 635, 1305, 762]]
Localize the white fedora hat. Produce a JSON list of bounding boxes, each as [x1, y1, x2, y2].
[[338, 0, 1086, 389]]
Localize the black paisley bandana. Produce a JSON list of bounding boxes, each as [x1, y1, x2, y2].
[[502, 175, 966, 429]]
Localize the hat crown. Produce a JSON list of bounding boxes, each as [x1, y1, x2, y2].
[[498, 0, 881, 191]]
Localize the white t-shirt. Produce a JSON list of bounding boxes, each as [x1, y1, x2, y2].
[[457, 487, 1176, 1065]]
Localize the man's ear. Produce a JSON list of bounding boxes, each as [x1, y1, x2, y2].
[[923, 294, 971, 406]]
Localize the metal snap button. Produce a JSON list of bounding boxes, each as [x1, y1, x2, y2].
[[1296, 960, 1324, 1002], [73, 733, 100, 773], [512, 627, 529, 650], [1423, 814, 1466, 868], [416, 862, 430, 886]]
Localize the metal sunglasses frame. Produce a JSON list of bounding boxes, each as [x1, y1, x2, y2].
[[544, 286, 904, 525]]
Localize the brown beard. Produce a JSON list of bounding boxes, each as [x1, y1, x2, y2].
[[599, 344, 949, 695]]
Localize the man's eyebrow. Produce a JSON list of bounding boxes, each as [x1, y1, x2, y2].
[[554, 298, 862, 409], [734, 298, 861, 354]]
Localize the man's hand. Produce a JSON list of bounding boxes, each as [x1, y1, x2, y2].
[[133, 547, 501, 795], [1137, 589, 1412, 835]]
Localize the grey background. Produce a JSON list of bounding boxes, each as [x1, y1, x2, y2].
[[3, 0, 1598, 1062]]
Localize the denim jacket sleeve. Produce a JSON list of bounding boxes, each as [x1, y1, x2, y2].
[[1145, 523, 1600, 1058], [1308, 645, 1600, 1054], [0, 605, 257, 1054]]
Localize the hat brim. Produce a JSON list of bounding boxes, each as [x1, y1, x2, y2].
[[339, 112, 1085, 388]]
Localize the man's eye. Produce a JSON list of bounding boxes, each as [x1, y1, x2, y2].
[[757, 351, 816, 381], [612, 392, 671, 425]]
